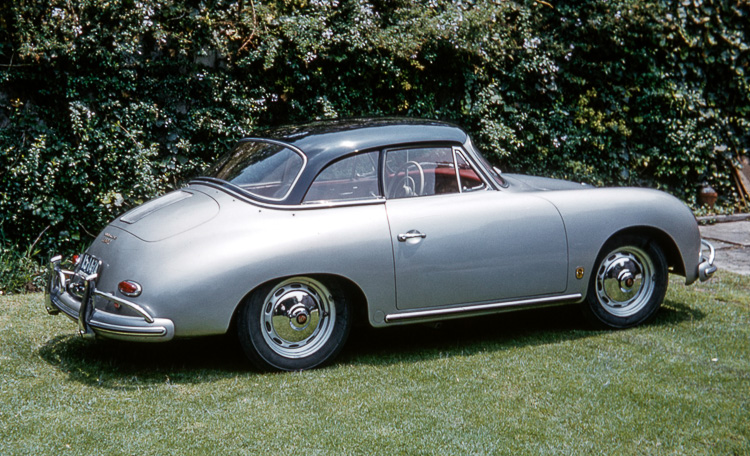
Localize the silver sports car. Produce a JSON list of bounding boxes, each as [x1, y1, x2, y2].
[[46, 118, 716, 371]]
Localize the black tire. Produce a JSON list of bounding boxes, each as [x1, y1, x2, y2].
[[583, 235, 668, 329], [237, 276, 351, 371]]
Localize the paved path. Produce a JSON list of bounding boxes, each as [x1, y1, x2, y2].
[[699, 220, 750, 276]]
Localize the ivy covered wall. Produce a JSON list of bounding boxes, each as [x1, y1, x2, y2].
[[1, 0, 748, 285]]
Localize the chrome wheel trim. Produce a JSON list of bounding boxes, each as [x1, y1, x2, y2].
[[260, 277, 336, 359], [595, 246, 656, 318]]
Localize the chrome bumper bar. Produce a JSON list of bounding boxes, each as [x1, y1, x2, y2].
[[45, 256, 175, 342], [698, 239, 717, 282]]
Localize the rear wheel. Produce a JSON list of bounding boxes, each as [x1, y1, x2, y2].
[[238, 276, 351, 371], [583, 235, 668, 328]]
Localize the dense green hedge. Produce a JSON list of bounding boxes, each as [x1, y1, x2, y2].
[[1, 0, 748, 291]]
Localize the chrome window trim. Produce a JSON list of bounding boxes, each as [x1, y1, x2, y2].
[[453, 147, 489, 193], [452, 147, 462, 192], [189, 179, 386, 210], [301, 150, 382, 204], [462, 137, 509, 189]]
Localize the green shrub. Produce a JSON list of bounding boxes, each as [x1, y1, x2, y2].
[[1, 0, 748, 292], [0, 225, 46, 294]]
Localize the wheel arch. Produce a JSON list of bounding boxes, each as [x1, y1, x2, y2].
[[604, 226, 686, 277], [227, 273, 370, 334]]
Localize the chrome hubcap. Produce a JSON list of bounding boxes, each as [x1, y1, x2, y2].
[[261, 278, 335, 359], [595, 246, 655, 317]]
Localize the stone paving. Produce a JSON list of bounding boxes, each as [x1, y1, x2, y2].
[[699, 220, 750, 276]]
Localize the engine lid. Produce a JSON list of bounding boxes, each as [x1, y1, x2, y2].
[[113, 189, 219, 242]]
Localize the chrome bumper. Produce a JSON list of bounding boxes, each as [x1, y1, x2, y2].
[[45, 255, 175, 342], [698, 239, 717, 282]]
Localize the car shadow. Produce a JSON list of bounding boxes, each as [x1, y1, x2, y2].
[[38, 300, 704, 387], [341, 305, 587, 367], [38, 334, 248, 389], [652, 299, 706, 326], [340, 299, 706, 367]]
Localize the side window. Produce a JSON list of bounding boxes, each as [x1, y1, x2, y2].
[[384, 147, 458, 199], [303, 151, 380, 204], [384, 147, 486, 199]]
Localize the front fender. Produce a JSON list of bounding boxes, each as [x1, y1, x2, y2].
[[539, 187, 702, 294]]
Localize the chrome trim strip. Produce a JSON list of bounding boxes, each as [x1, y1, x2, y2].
[[89, 321, 167, 338], [93, 291, 155, 323], [190, 179, 386, 210], [385, 293, 583, 323]]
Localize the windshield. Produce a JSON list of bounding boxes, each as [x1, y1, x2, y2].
[[206, 140, 306, 201]]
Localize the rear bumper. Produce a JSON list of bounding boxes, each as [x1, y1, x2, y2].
[[45, 255, 175, 342], [698, 239, 717, 282]]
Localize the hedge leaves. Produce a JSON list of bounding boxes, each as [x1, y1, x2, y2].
[[1, 0, 748, 290]]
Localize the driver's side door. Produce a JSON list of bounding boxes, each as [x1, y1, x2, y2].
[[383, 146, 569, 310]]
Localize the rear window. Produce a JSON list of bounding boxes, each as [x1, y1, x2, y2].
[[206, 140, 305, 200]]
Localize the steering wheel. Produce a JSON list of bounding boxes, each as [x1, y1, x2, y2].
[[387, 161, 425, 198]]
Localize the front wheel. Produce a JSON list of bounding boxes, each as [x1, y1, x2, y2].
[[237, 276, 351, 371], [583, 235, 668, 329]]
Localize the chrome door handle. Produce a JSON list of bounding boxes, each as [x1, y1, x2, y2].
[[397, 230, 427, 242]]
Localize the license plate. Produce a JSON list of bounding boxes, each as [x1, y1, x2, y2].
[[78, 254, 101, 276]]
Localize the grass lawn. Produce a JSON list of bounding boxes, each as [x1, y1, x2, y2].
[[1, 273, 748, 455]]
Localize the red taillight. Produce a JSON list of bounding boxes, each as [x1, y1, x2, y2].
[[72, 254, 80, 265], [118, 281, 142, 297]]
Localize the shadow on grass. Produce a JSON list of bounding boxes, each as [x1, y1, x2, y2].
[[337, 299, 706, 367], [653, 299, 706, 326], [38, 300, 704, 388], [340, 305, 587, 367], [38, 334, 248, 389]]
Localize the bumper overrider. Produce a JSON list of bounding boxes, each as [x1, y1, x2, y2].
[[45, 255, 175, 342], [698, 239, 717, 282]]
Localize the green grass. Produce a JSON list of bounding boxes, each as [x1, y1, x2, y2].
[[1, 274, 748, 455]]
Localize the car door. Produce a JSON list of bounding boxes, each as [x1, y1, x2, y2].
[[383, 146, 569, 310]]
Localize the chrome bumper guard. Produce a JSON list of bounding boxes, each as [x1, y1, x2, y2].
[[45, 255, 175, 342], [698, 239, 717, 282]]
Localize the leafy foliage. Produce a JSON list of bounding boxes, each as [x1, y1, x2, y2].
[[1, 0, 748, 292]]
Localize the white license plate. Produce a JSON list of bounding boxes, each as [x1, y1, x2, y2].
[[78, 254, 101, 276]]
